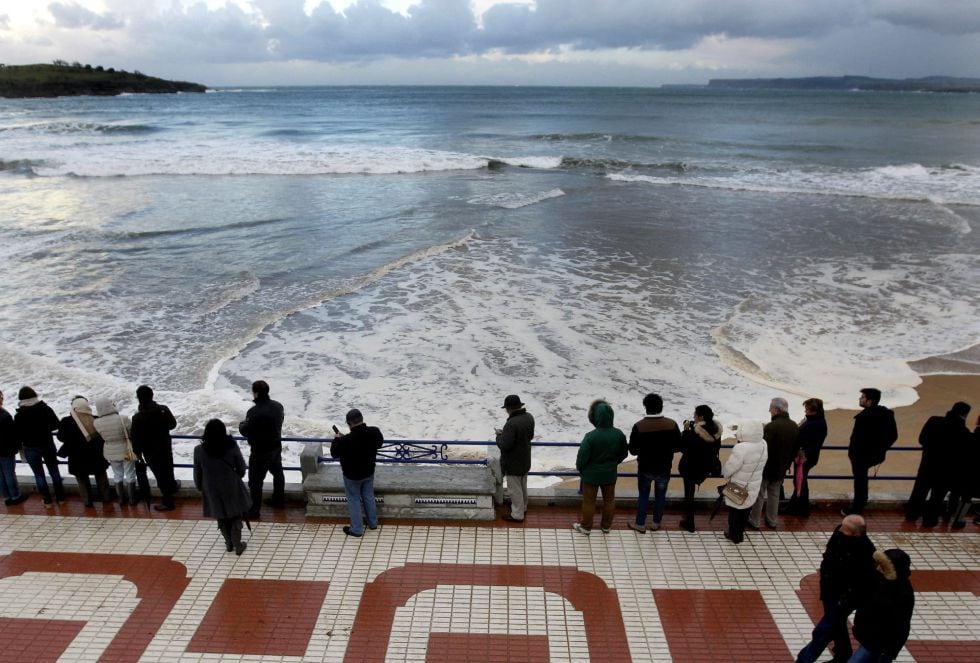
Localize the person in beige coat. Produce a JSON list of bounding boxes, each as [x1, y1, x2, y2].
[[722, 419, 768, 544], [94, 397, 137, 506]]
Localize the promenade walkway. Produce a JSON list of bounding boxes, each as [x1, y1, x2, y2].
[[0, 499, 977, 662]]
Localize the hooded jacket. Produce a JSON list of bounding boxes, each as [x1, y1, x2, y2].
[[721, 420, 768, 508], [852, 549, 915, 659], [93, 397, 132, 463], [576, 401, 628, 486]]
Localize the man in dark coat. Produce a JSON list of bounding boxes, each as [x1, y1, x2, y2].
[[238, 380, 285, 519], [850, 548, 915, 663], [796, 514, 877, 663], [950, 410, 979, 528], [627, 393, 681, 533], [494, 394, 535, 523], [749, 397, 799, 529], [906, 401, 971, 526], [331, 408, 384, 537], [844, 388, 898, 516], [130, 385, 179, 511]]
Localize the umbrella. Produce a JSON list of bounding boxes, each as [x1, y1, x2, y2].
[[134, 456, 153, 509], [709, 485, 726, 521], [794, 457, 805, 497]]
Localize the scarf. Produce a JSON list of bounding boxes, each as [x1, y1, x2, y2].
[[19, 397, 40, 408]]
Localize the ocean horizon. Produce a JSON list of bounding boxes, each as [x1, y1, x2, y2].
[[1, 85, 978, 472]]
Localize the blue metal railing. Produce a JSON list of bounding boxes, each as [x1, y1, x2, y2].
[[22, 434, 922, 482]]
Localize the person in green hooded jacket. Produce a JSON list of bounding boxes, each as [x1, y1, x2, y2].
[[574, 399, 628, 535]]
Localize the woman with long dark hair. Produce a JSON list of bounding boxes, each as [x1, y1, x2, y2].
[[193, 419, 251, 555], [787, 398, 828, 517], [678, 404, 722, 532]]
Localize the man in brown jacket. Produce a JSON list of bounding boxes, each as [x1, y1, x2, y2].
[[749, 397, 799, 529]]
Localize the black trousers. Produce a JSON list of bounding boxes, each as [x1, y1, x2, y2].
[[145, 449, 178, 507], [248, 448, 284, 512], [850, 460, 870, 513], [727, 507, 749, 543]]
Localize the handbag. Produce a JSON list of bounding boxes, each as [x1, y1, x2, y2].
[[721, 480, 750, 505]]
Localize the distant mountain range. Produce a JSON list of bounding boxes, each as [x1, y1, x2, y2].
[[696, 76, 980, 93], [0, 63, 207, 98]]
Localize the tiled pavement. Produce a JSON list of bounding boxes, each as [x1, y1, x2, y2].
[[0, 498, 978, 662]]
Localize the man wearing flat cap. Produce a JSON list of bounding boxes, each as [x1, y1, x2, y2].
[[495, 394, 535, 522]]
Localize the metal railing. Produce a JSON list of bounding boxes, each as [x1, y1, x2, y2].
[[162, 435, 920, 482]]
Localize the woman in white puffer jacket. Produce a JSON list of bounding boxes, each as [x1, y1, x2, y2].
[[94, 397, 137, 506], [722, 419, 768, 544]]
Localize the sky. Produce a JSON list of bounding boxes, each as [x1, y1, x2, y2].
[[0, 1, 978, 87]]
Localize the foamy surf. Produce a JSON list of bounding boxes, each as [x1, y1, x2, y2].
[[467, 188, 565, 209]]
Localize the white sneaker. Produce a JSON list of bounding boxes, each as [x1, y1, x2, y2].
[[627, 521, 646, 533], [601, 527, 611, 534], [648, 522, 662, 532], [572, 523, 591, 535]]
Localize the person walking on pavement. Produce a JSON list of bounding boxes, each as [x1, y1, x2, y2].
[[194, 419, 251, 555]]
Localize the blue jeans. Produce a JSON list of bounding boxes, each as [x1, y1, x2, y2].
[[796, 599, 852, 663], [636, 471, 670, 526], [24, 445, 65, 502], [343, 475, 378, 535], [848, 646, 890, 663], [0, 456, 22, 500]]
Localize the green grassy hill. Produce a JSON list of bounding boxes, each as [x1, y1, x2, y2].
[[0, 63, 207, 98]]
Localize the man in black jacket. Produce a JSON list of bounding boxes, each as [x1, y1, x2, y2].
[[906, 401, 971, 526], [495, 394, 535, 523], [796, 514, 877, 663], [331, 408, 383, 537], [131, 385, 179, 511], [239, 380, 285, 519], [843, 388, 897, 516]]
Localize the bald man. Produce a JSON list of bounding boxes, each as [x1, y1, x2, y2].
[[796, 515, 878, 663]]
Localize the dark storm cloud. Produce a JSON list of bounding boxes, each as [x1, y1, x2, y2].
[[477, 0, 862, 52], [35, 0, 980, 67], [868, 0, 980, 36], [48, 2, 123, 31]]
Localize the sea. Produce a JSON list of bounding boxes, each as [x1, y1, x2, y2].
[[1, 86, 978, 474]]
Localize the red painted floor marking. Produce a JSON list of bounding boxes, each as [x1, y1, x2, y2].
[[654, 588, 794, 662], [425, 633, 550, 663], [0, 551, 190, 663], [187, 578, 330, 656], [0, 617, 86, 662], [347, 563, 632, 662]]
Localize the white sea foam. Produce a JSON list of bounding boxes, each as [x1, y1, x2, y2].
[[609, 162, 980, 212], [467, 188, 565, 209]]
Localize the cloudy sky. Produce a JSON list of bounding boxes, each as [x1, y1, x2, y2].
[[1, 1, 978, 86]]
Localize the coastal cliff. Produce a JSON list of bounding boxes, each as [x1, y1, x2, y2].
[[0, 63, 207, 98], [705, 75, 980, 93]]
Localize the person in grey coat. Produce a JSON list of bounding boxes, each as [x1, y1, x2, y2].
[[194, 419, 251, 556], [494, 394, 535, 522]]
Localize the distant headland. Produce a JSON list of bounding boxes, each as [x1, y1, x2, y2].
[[0, 61, 207, 98], [665, 75, 980, 93]]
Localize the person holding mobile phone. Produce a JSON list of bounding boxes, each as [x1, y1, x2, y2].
[[330, 409, 384, 537]]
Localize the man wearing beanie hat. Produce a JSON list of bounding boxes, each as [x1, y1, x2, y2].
[[850, 548, 915, 662], [494, 394, 535, 523]]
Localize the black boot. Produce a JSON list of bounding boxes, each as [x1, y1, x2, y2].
[[128, 482, 140, 506], [118, 484, 130, 506]]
